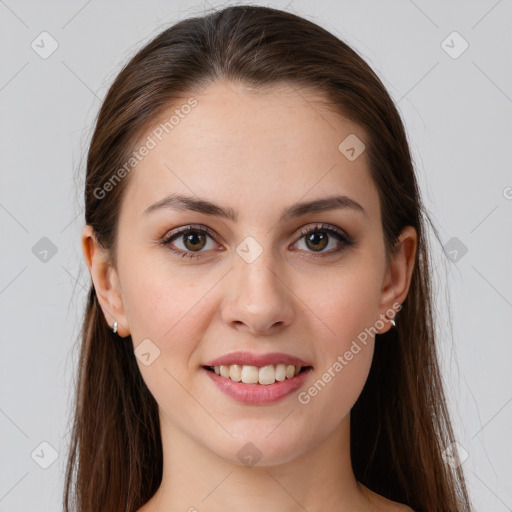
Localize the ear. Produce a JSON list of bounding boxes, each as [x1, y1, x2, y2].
[[81, 225, 130, 337], [376, 225, 417, 334]]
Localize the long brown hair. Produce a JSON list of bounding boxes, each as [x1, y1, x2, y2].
[[64, 5, 473, 511]]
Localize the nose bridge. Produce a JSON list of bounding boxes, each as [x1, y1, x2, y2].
[[221, 238, 294, 334], [236, 242, 283, 306], [240, 249, 279, 296]]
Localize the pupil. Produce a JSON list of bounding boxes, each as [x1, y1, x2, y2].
[[307, 231, 327, 251], [185, 232, 206, 250]]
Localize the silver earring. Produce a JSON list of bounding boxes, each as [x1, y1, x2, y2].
[[112, 321, 118, 334], [387, 303, 401, 328]]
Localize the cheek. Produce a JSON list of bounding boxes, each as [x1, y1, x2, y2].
[[120, 261, 217, 396], [119, 248, 205, 342], [305, 261, 382, 345], [295, 325, 375, 441], [300, 262, 380, 408], [123, 275, 209, 415]]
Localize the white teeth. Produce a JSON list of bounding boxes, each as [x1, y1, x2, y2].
[[229, 364, 242, 382], [210, 363, 305, 384], [241, 365, 259, 384], [275, 363, 287, 381], [258, 365, 275, 385]]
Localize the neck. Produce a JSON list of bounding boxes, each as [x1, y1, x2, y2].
[[142, 412, 373, 512]]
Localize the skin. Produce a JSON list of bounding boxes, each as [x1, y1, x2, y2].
[[82, 79, 417, 511]]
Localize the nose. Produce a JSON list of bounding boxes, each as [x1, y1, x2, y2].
[[220, 251, 295, 336]]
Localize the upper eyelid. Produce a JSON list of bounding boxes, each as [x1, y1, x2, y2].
[[163, 224, 219, 243], [163, 222, 349, 246]]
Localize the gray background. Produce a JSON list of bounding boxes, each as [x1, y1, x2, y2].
[[0, 0, 511, 510]]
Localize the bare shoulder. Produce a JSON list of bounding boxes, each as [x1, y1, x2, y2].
[[362, 484, 415, 512], [376, 496, 415, 512], [390, 504, 415, 512]]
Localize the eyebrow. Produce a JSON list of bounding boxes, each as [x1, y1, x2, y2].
[[143, 193, 367, 222]]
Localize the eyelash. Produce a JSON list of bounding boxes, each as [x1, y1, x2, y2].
[[160, 223, 355, 260]]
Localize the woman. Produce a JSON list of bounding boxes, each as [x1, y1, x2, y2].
[[64, 5, 473, 511]]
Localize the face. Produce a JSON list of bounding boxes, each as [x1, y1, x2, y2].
[[89, 79, 410, 466]]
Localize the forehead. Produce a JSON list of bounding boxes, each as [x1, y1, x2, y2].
[[121, 79, 379, 224]]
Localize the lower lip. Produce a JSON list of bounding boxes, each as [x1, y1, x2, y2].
[[203, 367, 312, 405]]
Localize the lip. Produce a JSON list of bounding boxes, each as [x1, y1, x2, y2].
[[203, 351, 312, 368], [203, 366, 313, 405]]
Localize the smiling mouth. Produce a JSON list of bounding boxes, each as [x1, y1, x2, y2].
[[203, 364, 313, 385]]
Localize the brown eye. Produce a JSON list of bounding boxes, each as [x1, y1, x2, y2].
[[162, 225, 219, 259], [293, 224, 355, 257], [304, 230, 329, 252], [182, 231, 207, 251], [161, 223, 355, 260]]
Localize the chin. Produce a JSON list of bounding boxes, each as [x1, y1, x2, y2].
[[207, 429, 308, 468]]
